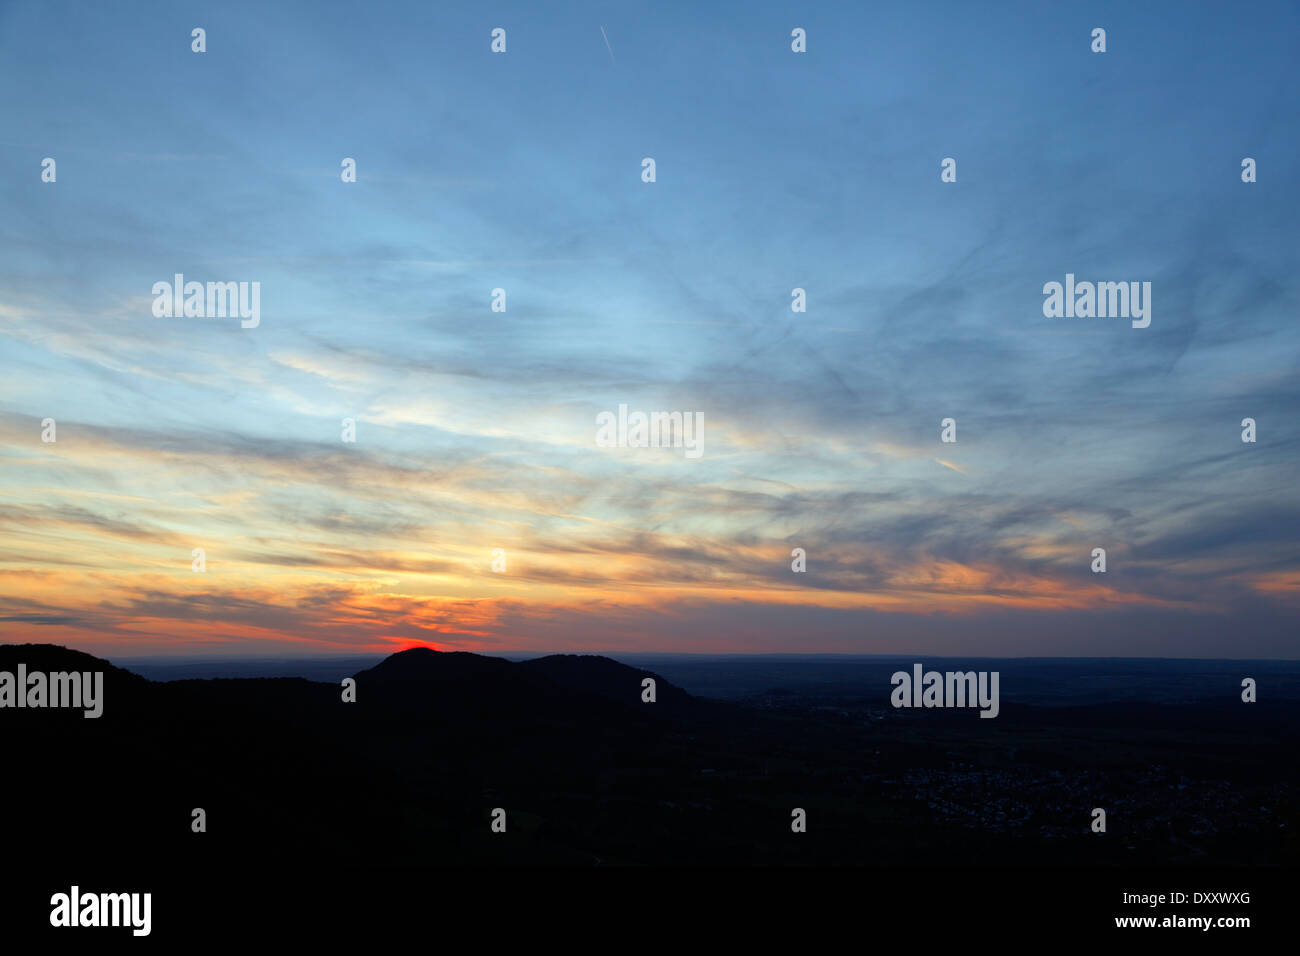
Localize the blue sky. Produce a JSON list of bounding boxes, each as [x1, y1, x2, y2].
[[1, 0, 1297, 658]]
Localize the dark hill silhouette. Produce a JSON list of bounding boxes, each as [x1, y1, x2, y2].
[[0, 642, 152, 720], [2, 642, 1296, 871], [519, 653, 691, 713], [0, 642, 148, 685], [350, 647, 694, 724], [359, 647, 513, 682]]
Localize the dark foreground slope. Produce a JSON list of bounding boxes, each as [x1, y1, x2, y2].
[[2, 643, 1297, 870]]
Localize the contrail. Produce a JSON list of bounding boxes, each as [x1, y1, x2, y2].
[[600, 25, 615, 63]]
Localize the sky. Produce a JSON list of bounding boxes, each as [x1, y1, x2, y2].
[[1, 1, 1297, 659]]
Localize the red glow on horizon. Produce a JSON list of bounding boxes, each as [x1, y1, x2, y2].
[[376, 638, 447, 654]]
